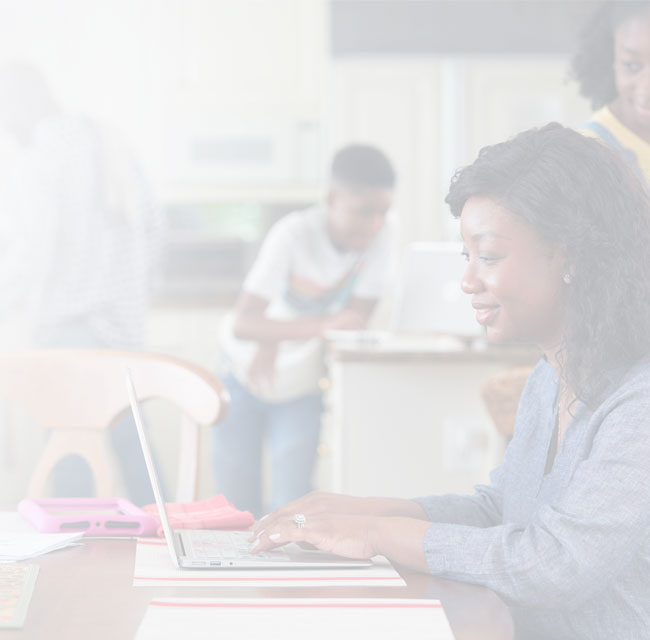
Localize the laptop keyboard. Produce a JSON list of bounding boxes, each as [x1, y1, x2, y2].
[[184, 530, 289, 561]]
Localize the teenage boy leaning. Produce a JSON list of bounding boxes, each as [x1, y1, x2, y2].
[[215, 144, 397, 517]]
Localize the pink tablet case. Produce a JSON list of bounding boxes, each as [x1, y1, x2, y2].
[[17, 497, 158, 536]]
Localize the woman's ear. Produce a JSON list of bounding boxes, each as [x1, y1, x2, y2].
[[549, 245, 574, 284], [548, 244, 568, 271]]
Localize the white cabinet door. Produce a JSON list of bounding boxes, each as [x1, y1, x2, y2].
[[330, 59, 442, 244], [160, 0, 328, 190], [323, 351, 534, 499], [330, 57, 591, 244]]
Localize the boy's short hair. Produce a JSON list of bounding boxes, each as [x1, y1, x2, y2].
[[330, 144, 396, 189]]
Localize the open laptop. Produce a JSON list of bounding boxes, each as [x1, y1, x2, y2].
[[125, 369, 372, 569], [391, 242, 483, 339]]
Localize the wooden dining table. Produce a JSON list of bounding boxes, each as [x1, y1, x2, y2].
[[3, 536, 515, 639]]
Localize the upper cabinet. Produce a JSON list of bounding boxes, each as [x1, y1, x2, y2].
[[157, 0, 328, 202]]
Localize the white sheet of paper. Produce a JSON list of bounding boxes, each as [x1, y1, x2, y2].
[[133, 539, 406, 587], [135, 598, 454, 640], [0, 532, 83, 562]]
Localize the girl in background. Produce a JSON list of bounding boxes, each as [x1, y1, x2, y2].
[[572, 0, 650, 183]]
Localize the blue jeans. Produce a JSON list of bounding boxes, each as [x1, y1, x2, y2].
[[213, 374, 322, 518]]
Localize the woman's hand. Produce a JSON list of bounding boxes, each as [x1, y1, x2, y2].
[[252, 512, 433, 573], [253, 492, 367, 537], [252, 492, 429, 540], [253, 513, 381, 559]]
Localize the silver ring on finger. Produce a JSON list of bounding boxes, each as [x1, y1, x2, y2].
[[293, 513, 306, 529]]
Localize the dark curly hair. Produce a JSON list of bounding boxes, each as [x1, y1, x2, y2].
[[445, 123, 650, 407], [571, 1, 650, 109], [331, 144, 396, 189]]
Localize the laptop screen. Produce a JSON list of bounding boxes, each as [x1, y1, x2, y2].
[[391, 242, 482, 338], [125, 369, 180, 568]]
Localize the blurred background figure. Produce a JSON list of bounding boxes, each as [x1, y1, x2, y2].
[[214, 144, 397, 517], [0, 61, 163, 503], [572, 0, 650, 184]]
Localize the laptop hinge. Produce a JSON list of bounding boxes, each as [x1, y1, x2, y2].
[[175, 531, 188, 557]]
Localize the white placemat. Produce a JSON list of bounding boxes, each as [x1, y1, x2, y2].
[[133, 538, 406, 587], [135, 597, 453, 640]]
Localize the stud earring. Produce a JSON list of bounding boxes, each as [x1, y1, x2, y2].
[[563, 273, 572, 285]]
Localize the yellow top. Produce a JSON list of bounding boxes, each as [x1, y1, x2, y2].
[[584, 106, 650, 184]]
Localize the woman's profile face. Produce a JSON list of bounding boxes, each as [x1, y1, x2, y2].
[[612, 9, 650, 138], [460, 196, 566, 348]]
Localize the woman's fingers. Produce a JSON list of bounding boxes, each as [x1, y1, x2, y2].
[[251, 506, 291, 538], [297, 540, 318, 550], [253, 516, 317, 551], [252, 513, 380, 561], [250, 493, 322, 538]]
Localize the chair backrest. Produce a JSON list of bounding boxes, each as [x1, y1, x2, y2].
[[0, 349, 229, 502], [480, 366, 533, 439]]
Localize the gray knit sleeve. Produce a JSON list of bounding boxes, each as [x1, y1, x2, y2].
[[412, 471, 504, 528], [420, 376, 650, 610]]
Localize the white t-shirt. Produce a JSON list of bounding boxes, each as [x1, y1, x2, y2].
[[220, 204, 395, 402]]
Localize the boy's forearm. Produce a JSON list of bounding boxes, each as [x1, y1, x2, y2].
[[233, 314, 328, 342]]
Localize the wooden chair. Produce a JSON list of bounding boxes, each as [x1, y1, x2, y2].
[[480, 366, 533, 439], [0, 349, 229, 501]]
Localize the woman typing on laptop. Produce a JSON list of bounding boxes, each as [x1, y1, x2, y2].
[[253, 124, 650, 639]]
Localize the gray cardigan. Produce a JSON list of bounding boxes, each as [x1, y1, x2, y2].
[[415, 358, 650, 640]]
